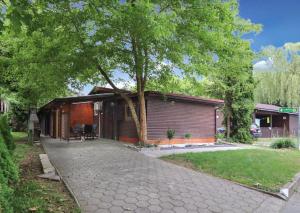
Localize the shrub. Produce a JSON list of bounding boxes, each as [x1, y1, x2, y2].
[[216, 133, 225, 140], [167, 129, 175, 140], [184, 133, 192, 139], [0, 136, 19, 212], [0, 115, 15, 151], [271, 139, 296, 149]]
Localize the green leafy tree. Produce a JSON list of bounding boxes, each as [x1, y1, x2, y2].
[[146, 73, 207, 97], [206, 33, 260, 143], [16, 0, 260, 144], [254, 44, 300, 107]]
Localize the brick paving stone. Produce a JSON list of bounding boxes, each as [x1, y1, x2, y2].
[[42, 138, 286, 213]]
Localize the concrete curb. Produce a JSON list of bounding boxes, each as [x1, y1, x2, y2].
[[40, 138, 81, 210], [280, 172, 300, 200], [124, 144, 141, 152]]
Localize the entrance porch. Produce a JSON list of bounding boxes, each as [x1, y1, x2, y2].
[[39, 94, 119, 141]]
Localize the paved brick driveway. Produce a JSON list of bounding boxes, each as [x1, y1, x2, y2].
[[42, 138, 285, 213]]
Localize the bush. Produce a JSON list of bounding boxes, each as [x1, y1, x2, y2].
[[0, 136, 19, 212], [184, 133, 192, 139], [216, 133, 225, 140], [271, 139, 296, 149], [0, 115, 15, 151], [167, 129, 175, 140]]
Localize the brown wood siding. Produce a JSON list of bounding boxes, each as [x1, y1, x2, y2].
[[70, 103, 94, 127], [289, 114, 298, 136], [147, 97, 216, 140], [103, 101, 113, 139], [216, 109, 223, 129], [116, 100, 138, 139]]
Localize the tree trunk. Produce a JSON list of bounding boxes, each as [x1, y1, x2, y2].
[[138, 90, 147, 145], [119, 93, 141, 141], [225, 96, 231, 140], [97, 65, 142, 141], [226, 112, 231, 139]]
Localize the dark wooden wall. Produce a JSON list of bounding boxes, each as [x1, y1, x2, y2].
[[116, 100, 138, 140], [103, 101, 114, 139], [289, 114, 298, 136], [146, 97, 216, 140]]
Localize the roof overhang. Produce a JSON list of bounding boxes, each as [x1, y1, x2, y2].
[[39, 93, 115, 111]]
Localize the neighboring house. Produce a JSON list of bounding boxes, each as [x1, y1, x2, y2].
[[255, 103, 298, 138], [0, 99, 9, 114], [215, 103, 299, 138], [39, 87, 223, 145]]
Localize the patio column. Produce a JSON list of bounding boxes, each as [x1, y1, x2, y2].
[[270, 114, 272, 138], [112, 101, 118, 140]]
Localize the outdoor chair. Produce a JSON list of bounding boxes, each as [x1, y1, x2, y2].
[[71, 123, 83, 140], [83, 124, 94, 140]]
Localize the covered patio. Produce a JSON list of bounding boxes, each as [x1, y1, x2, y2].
[[39, 93, 117, 140], [254, 104, 298, 138]]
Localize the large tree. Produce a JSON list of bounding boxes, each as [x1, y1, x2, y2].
[[0, 1, 260, 144], [18, 0, 258, 144], [254, 44, 300, 107]]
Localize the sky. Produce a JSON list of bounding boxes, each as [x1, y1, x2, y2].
[[83, 0, 300, 94], [239, 0, 300, 51]]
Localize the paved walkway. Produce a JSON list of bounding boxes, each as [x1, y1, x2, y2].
[[42, 137, 285, 213], [282, 189, 300, 213], [140, 144, 250, 158]]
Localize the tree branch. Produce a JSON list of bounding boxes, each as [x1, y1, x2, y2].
[[142, 47, 148, 90]]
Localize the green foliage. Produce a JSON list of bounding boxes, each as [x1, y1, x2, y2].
[[184, 133, 192, 139], [7, 102, 28, 131], [0, 115, 15, 151], [271, 139, 296, 149], [207, 38, 257, 143], [0, 173, 14, 213], [0, 137, 19, 213], [167, 129, 175, 140], [254, 44, 300, 107], [13, 181, 46, 213], [11, 132, 27, 142], [216, 133, 225, 140], [0, 30, 76, 108], [0, 0, 261, 143], [146, 74, 206, 97]]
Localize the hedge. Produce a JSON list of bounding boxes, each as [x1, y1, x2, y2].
[[0, 115, 15, 151], [0, 116, 19, 212]]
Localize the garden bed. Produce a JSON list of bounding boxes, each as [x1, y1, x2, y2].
[[12, 132, 80, 213]]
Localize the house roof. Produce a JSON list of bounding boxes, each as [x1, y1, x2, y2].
[[40, 87, 224, 111], [88, 86, 130, 95], [39, 93, 115, 111], [255, 103, 298, 115], [89, 87, 224, 105], [145, 91, 224, 105], [255, 103, 280, 112]]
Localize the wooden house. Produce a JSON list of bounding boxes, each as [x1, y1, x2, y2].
[[39, 87, 223, 145]]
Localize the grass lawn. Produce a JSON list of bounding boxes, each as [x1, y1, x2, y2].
[[12, 131, 28, 142], [255, 137, 297, 143], [12, 132, 80, 213], [161, 149, 300, 192]]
